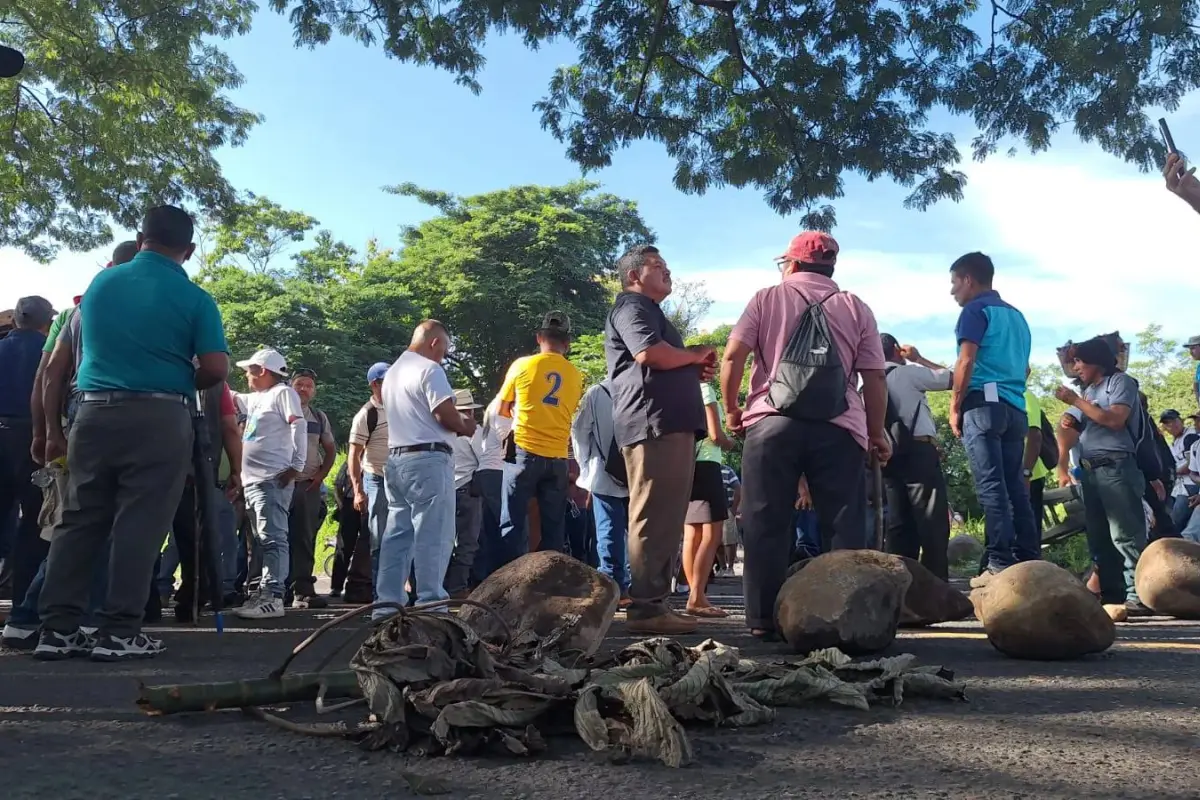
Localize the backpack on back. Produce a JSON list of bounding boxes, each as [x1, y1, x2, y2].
[[598, 384, 627, 487], [1038, 411, 1058, 470], [766, 288, 849, 421]]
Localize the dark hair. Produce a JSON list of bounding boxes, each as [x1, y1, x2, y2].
[[1073, 337, 1118, 376], [141, 205, 194, 250], [538, 328, 571, 347], [112, 240, 139, 265], [616, 244, 661, 289], [291, 367, 318, 383], [949, 252, 994, 286], [880, 333, 899, 361]]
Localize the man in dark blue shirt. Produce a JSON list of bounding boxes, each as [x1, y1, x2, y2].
[[0, 296, 55, 612], [947, 252, 1038, 583], [37, 206, 229, 663]]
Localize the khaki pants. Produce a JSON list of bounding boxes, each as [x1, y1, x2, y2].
[[622, 432, 695, 620]]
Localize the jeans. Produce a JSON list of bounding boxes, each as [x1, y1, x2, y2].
[[961, 401, 1039, 572], [498, 448, 569, 566], [1181, 502, 1200, 543], [0, 421, 47, 608], [10, 548, 108, 628], [1079, 456, 1146, 604], [243, 479, 295, 598], [375, 451, 455, 617], [792, 509, 821, 561], [364, 471, 388, 592], [471, 468, 504, 584], [592, 493, 630, 592], [213, 487, 239, 593]]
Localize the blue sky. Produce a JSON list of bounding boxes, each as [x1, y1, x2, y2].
[[7, 10, 1200, 369]]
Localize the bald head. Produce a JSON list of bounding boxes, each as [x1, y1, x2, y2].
[[409, 319, 450, 363], [112, 240, 139, 266]]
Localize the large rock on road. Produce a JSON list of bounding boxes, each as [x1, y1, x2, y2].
[[460, 551, 619, 657], [971, 560, 1114, 660], [1135, 537, 1200, 618], [774, 550, 912, 655], [897, 556, 974, 627]]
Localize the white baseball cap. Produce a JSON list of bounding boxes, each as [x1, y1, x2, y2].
[[236, 348, 289, 377]]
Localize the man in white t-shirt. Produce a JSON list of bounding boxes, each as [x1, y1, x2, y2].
[[233, 348, 307, 619], [445, 389, 484, 597], [376, 321, 476, 616], [1159, 409, 1199, 530]]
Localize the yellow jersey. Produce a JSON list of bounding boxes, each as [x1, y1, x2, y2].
[[499, 352, 584, 459]]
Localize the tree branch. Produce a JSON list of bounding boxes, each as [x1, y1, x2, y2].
[[632, 0, 671, 117]]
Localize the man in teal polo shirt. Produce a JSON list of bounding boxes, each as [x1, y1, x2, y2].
[[36, 205, 229, 663]]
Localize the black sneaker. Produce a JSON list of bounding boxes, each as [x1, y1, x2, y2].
[[1, 623, 39, 650], [328, 589, 343, 599], [1124, 600, 1155, 618], [33, 628, 96, 660], [294, 594, 329, 610], [90, 632, 165, 662]]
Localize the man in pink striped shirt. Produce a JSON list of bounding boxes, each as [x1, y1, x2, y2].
[[720, 232, 890, 641]]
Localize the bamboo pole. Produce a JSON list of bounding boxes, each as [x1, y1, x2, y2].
[[136, 670, 361, 716]]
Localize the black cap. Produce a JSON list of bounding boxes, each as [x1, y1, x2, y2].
[[0, 46, 24, 79], [538, 310, 571, 335], [1161, 409, 1183, 423]]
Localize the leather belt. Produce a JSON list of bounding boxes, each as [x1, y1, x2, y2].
[[912, 435, 937, 444], [80, 390, 191, 404], [1081, 455, 1126, 471], [390, 443, 452, 456]]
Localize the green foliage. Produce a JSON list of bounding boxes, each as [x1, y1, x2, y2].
[[271, 0, 1200, 226], [205, 194, 319, 274], [371, 180, 655, 397], [568, 332, 608, 388], [2, 1, 260, 260]]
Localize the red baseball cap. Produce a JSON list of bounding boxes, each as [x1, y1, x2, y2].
[[778, 231, 839, 266]]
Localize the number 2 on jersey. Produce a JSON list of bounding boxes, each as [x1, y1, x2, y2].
[[542, 371, 563, 406]]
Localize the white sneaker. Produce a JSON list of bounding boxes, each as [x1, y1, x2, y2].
[[1, 623, 39, 650], [233, 595, 285, 620]]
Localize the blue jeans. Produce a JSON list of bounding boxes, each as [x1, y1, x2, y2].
[[9, 547, 108, 628], [471, 468, 504, 584], [1182, 504, 1200, 543], [592, 493, 630, 592], [962, 401, 1040, 571], [244, 479, 294, 597], [213, 487, 239, 594], [374, 451, 455, 618], [499, 448, 569, 565], [793, 509, 821, 560], [364, 471, 388, 592], [1171, 485, 1199, 532]]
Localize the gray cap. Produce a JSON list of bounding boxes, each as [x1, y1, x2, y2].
[[1185, 335, 1200, 349], [14, 296, 55, 329]]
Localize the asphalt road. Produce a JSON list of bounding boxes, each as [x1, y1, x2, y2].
[[4, 577, 1200, 800]]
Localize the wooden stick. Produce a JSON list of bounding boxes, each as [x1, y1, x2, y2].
[[136, 671, 362, 716]]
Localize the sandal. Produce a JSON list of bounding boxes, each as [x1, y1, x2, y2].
[[685, 606, 729, 618]]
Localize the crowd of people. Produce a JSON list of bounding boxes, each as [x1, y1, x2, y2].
[[1, 156, 1199, 659]]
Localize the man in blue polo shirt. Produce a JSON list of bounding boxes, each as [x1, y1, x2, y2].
[[0, 296, 55, 612], [947, 252, 1038, 584], [36, 205, 229, 663]]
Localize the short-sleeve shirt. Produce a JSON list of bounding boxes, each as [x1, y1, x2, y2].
[[499, 352, 584, 459], [0, 329, 46, 417], [241, 383, 307, 486], [721, 465, 740, 509], [43, 307, 75, 354], [730, 272, 884, 450], [695, 383, 724, 464], [349, 397, 389, 477], [382, 351, 456, 448], [1170, 426, 1199, 497], [604, 291, 705, 449], [954, 290, 1031, 413], [884, 363, 951, 439], [1023, 390, 1050, 482], [299, 405, 332, 480], [76, 251, 228, 397], [1077, 372, 1141, 459]]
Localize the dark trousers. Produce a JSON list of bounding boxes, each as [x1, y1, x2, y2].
[[961, 401, 1039, 571], [498, 449, 569, 566], [39, 398, 192, 638], [171, 475, 222, 614], [1145, 481, 1178, 541], [445, 486, 482, 595], [741, 416, 868, 631], [0, 420, 46, 608], [883, 440, 951, 580], [330, 504, 373, 597], [565, 498, 596, 566], [1080, 456, 1146, 605], [287, 479, 322, 598], [471, 468, 504, 584]]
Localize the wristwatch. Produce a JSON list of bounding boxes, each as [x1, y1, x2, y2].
[[1022, 468, 1033, 479]]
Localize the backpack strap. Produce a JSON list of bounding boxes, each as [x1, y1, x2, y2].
[[366, 404, 379, 437]]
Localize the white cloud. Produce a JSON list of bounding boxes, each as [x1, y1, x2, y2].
[[1, 246, 114, 313], [684, 151, 1200, 364]]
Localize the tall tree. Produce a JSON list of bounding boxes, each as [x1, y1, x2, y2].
[[2, 1, 260, 260], [272, 0, 1199, 227], [206, 194, 319, 275], [369, 180, 655, 397], [663, 280, 713, 339]]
